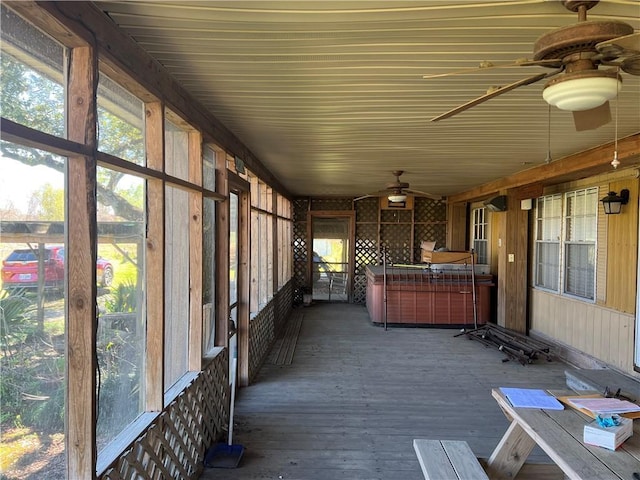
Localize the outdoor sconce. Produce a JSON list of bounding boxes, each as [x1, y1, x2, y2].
[[601, 189, 629, 215]]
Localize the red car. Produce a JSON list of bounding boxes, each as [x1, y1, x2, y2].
[[1, 246, 114, 291]]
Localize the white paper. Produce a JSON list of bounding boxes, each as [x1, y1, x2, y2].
[[500, 387, 564, 410], [567, 397, 640, 414]]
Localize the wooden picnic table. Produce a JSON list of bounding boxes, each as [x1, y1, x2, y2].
[[487, 388, 640, 480]]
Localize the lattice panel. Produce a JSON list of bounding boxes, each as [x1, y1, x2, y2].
[[414, 222, 447, 261], [355, 238, 378, 273], [380, 209, 412, 223], [293, 198, 309, 220], [356, 222, 377, 242], [100, 351, 229, 480], [249, 302, 275, 381], [273, 281, 294, 334], [355, 197, 378, 223], [293, 219, 307, 243], [355, 221, 379, 304], [310, 198, 353, 211], [247, 282, 294, 381], [353, 274, 368, 304], [293, 221, 307, 287], [380, 223, 412, 264], [414, 198, 447, 223]]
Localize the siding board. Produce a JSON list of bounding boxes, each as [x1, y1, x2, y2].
[[531, 289, 635, 374]]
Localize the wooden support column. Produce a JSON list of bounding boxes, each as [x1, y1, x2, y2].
[[238, 189, 251, 387], [496, 185, 541, 333], [145, 101, 164, 411], [447, 201, 468, 250], [272, 189, 278, 296], [189, 131, 203, 369], [66, 45, 98, 480], [215, 150, 230, 347]]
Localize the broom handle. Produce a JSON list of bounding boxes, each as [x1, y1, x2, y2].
[[229, 357, 237, 445]]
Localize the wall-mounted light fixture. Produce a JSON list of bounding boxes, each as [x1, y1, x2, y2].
[[601, 189, 629, 215]]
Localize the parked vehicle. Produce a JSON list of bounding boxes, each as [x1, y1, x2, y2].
[[1, 245, 114, 291]]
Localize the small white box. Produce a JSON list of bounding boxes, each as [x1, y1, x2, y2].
[[521, 198, 533, 210], [583, 417, 633, 450]]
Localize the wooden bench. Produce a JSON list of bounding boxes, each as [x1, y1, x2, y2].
[[413, 439, 489, 480]]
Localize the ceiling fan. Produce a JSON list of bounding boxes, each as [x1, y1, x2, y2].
[[354, 171, 442, 202], [424, 0, 640, 131]]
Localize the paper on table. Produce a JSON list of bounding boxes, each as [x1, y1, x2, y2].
[[500, 387, 565, 410], [566, 397, 640, 414]]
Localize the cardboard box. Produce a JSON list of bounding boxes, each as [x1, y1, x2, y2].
[[583, 417, 633, 450], [420, 242, 476, 264]]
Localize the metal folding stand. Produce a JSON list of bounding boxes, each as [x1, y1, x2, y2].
[[470, 249, 478, 329], [382, 248, 388, 331]]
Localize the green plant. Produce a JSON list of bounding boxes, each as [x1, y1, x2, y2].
[[104, 280, 138, 314], [0, 290, 35, 355]]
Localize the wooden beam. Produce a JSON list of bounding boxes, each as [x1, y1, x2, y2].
[[500, 189, 530, 334], [189, 132, 203, 370], [238, 189, 251, 387], [272, 189, 279, 297], [215, 150, 230, 347], [250, 176, 260, 313], [66, 45, 97, 480], [447, 202, 468, 251], [145, 102, 164, 411], [448, 134, 640, 203], [0, 117, 93, 157], [5, 1, 88, 48]]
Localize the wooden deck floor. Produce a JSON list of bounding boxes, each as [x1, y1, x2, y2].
[[200, 303, 574, 480]]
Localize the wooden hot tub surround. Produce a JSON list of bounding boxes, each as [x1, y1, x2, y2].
[[365, 265, 494, 327]]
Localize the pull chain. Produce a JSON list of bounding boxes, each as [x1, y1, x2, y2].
[[611, 71, 620, 169]]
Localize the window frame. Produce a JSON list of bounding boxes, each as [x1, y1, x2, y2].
[[533, 189, 598, 302], [470, 206, 489, 265], [562, 187, 598, 301]]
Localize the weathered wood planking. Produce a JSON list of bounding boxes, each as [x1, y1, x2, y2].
[[200, 303, 575, 480], [413, 439, 489, 480], [270, 311, 304, 365]]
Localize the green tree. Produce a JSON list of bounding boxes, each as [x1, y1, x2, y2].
[[1, 51, 144, 221], [28, 184, 64, 220]]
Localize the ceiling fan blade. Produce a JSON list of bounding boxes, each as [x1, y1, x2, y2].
[[596, 32, 640, 58], [422, 59, 562, 79], [354, 193, 377, 201], [431, 71, 556, 122], [573, 102, 611, 132], [405, 188, 443, 201]]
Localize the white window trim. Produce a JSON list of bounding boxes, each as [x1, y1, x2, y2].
[[533, 189, 597, 302]]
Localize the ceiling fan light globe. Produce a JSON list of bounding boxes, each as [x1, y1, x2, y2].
[[388, 194, 407, 203], [542, 76, 621, 111]]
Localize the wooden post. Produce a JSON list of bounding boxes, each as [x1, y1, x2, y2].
[[215, 149, 230, 347], [238, 188, 251, 387], [66, 45, 98, 480], [144, 101, 164, 411], [189, 131, 203, 370]]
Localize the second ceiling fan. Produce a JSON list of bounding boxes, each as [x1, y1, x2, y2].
[[424, 0, 640, 131], [355, 171, 442, 202]]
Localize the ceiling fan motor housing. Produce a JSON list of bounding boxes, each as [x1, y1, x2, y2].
[[386, 170, 409, 190], [533, 21, 634, 62]]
